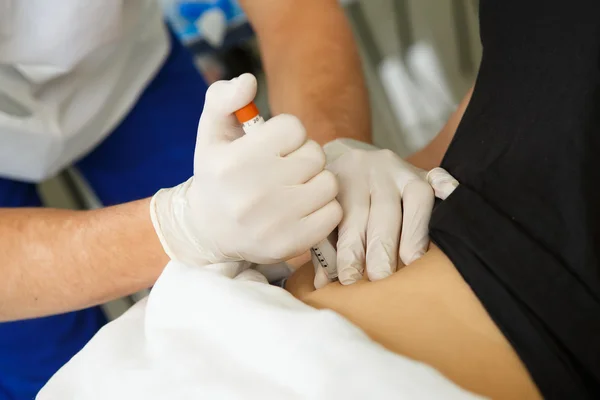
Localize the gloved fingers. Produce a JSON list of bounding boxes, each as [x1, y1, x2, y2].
[[233, 139, 325, 190], [282, 139, 327, 183], [293, 170, 339, 216], [295, 199, 342, 259], [335, 182, 370, 285], [313, 265, 331, 289], [427, 167, 459, 200], [240, 114, 307, 156], [234, 268, 269, 284], [365, 180, 401, 281], [196, 73, 257, 146], [399, 180, 434, 265]]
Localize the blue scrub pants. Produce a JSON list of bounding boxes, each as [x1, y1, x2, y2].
[[0, 30, 208, 399]]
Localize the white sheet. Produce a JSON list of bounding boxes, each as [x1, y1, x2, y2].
[[37, 261, 482, 399]]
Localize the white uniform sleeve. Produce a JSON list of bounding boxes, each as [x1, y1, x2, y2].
[[37, 261, 483, 400]]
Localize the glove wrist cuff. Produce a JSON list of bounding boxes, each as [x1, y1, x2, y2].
[[150, 178, 215, 267]]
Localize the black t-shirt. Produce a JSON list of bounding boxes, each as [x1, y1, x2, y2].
[[429, 0, 600, 398]]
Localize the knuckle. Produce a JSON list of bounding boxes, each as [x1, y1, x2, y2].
[[275, 114, 307, 140], [407, 179, 434, 197], [328, 150, 363, 175], [330, 200, 343, 224], [303, 140, 327, 169], [348, 148, 365, 159], [320, 170, 339, 196], [379, 148, 399, 162], [204, 80, 227, 102], [340, 148, 367, 166]]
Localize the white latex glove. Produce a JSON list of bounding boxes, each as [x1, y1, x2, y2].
[[151, 74, 342, 267], [315, 139, 434, 287], [427, 167, 459, 200]]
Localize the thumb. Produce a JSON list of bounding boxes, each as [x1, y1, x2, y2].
[[197, 73, 258, 145], [427, 167, 459, 200]]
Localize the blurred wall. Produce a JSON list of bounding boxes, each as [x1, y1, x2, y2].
[[352, 0, 481, 156]]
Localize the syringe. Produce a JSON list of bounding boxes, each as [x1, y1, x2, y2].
[[310, 232, 338, 281], [235, 101, 265, 134], [235, 102, 339, 282]]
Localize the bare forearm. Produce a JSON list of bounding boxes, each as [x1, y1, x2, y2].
[[242, 0, 370, 145], [0, 199, 169, 321]]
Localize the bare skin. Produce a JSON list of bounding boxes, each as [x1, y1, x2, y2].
[[0, 199, 170, 321], [240, 0, 371, 146], [286, 245, 541, 400], [0, 0, 370, 322]]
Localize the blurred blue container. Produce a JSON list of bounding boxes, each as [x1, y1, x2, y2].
[[161, 0, 248, 46]]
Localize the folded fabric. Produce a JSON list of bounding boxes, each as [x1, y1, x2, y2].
[[38, 261, 480, 400]]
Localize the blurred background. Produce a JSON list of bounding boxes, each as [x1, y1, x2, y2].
[[38, 0, 482, 318]]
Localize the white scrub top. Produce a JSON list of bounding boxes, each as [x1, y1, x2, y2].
[[0, 0, 170, 182]]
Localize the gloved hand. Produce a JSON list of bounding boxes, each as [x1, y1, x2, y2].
[[151, 74, 342, 267], [426, 167, 459, 200], [314, 139, 434, 288]]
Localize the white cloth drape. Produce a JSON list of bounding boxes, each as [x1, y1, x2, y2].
[[38, 261, 481, 399]]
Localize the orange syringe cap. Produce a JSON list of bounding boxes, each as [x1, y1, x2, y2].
[[235, 102, 260, 124]]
